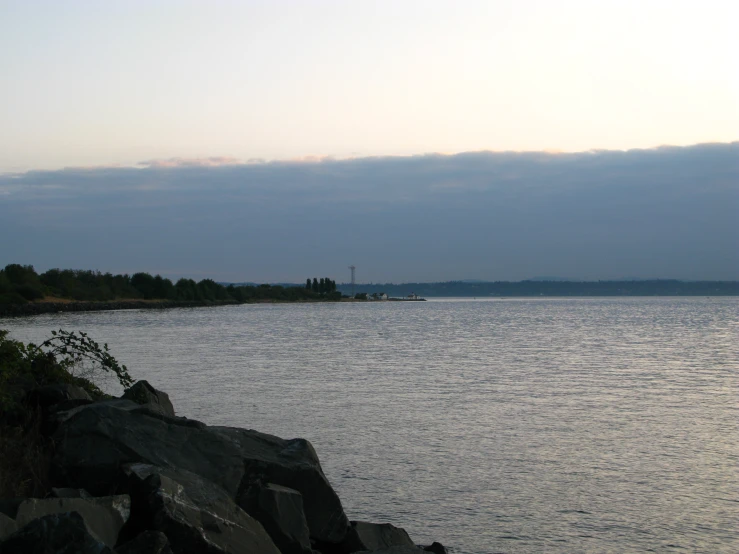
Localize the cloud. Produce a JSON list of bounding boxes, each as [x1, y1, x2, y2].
[[1, 143, 737, 282], [138, 156, 243, 168]]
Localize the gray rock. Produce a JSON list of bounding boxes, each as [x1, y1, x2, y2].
[[15, 495, 131, 548], [28, 383, 92, 408], [353, 547, 423, 554], [52, 402, 348, 543], [122, 381, 175, 417], [339, 521, 416, 553], [122, 463, 280, 554], [114, 530, 172, 554], [237, 481, 312, 554], [0, 511, 112, 554], [0, 498, 23, 519], [50, 398, 141, 429], [226, 430, 349, 544], [50, 487, 92, 498], [422, 541, 448, 554], [0, 512, 17, 542], [28, 384, 94, 433]]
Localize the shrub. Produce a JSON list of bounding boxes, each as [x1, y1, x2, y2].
[[0, 329, 132, 497], [15, 284, 45, 301], [0, 329, 133, 417]]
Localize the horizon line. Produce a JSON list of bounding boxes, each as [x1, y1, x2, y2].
[[4, 140, 737, 176]]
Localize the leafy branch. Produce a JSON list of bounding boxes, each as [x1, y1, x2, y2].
[[34, 329, 133, 390]]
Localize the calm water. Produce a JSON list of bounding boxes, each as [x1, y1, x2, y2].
[[2, 297, 738, 553]]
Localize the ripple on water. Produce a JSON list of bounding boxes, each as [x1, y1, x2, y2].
[[3, 297, 738, 553]]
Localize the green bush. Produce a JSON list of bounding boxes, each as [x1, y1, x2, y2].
[[0, 329, 135, 497], [15, 284, 45, 301], [0, 329, 133, 418]]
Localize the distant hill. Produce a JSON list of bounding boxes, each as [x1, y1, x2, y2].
[[527, 276, 576, 282], [334, 280, 739, 297]]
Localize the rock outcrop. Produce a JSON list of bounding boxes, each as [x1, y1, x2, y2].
[[50, 400, 349, 543], [0, 513, 16, 542], [121, 381, 175, 417], [340, 521, 416, 553], [0, 379, 447, 554], [0, 512, 113, 554], [121, 463, 279, 554], [15, 495, 130, 548], [237, 481, 312, 554], [115, 530, 173, 554]]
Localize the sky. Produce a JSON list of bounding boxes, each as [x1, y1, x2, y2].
[[1, 1, 737, 282]]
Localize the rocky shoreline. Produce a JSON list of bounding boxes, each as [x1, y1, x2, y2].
[[0, 380, 447, 554]]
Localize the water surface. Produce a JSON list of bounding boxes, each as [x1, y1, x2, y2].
[[3, 297, 737, 553]]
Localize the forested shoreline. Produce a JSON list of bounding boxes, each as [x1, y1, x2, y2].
[[0, 264, 340, 308], [2, 264, 737, 317]]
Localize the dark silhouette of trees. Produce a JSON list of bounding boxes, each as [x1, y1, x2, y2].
[[304, 277, 339, 298], [1, 264, 44, 301], [0, 264, 346, 305]]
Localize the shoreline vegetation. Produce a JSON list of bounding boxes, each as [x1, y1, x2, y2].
[[1, 264, 737, 318], [0, 330, 446, 553], [0, 264, 350, 318]]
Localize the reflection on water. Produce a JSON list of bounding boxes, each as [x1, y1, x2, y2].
[[3, 297, 738, 553]]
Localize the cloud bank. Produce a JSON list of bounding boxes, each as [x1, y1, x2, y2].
[[1, 143, 737, 282]]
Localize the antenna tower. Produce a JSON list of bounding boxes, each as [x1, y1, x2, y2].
[[349, 265, 356, 298]]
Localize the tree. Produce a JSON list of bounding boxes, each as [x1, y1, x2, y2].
[[312, 278, 319, 293], [306, 279, 311, 290], [131, 272, 156, 299], [2, 264, 44, 301]]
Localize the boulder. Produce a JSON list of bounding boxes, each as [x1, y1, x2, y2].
[[353, 548, 422, 554], [121, 463, 280, 554], [114, 530, 172, 554], [48, 398, 141, 433], [0, 498, 23, 519], [422, 542, 448, 554], [15, 495, 131, 548], [122, 381, 175, 417], [27, 383, 92, 408], [0, 513, 17, 542], [0, 511, 112, 554], [51, 402, 348, 543], [27, 384, 94, 433], [226, 430, 348, 544], [237, 481, 312, 554], [338, 521, 416, 553], [50, 487, 92, 498]]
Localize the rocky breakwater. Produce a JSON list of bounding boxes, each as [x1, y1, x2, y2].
[[0, 380, 448, 554]]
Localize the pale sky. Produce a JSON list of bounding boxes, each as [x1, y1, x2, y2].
[[1, 0, 737, 172]]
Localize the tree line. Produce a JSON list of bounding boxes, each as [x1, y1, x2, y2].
[[0, 264, 341, 305], [306, 277, 338, 295]]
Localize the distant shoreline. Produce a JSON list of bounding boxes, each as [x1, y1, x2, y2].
[[337, 280, 739, 298], [0, 298, 348, 318], [2, 289, 736, 318]]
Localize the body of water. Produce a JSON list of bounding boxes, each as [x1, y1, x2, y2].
[[2, 297, 737, 553]]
